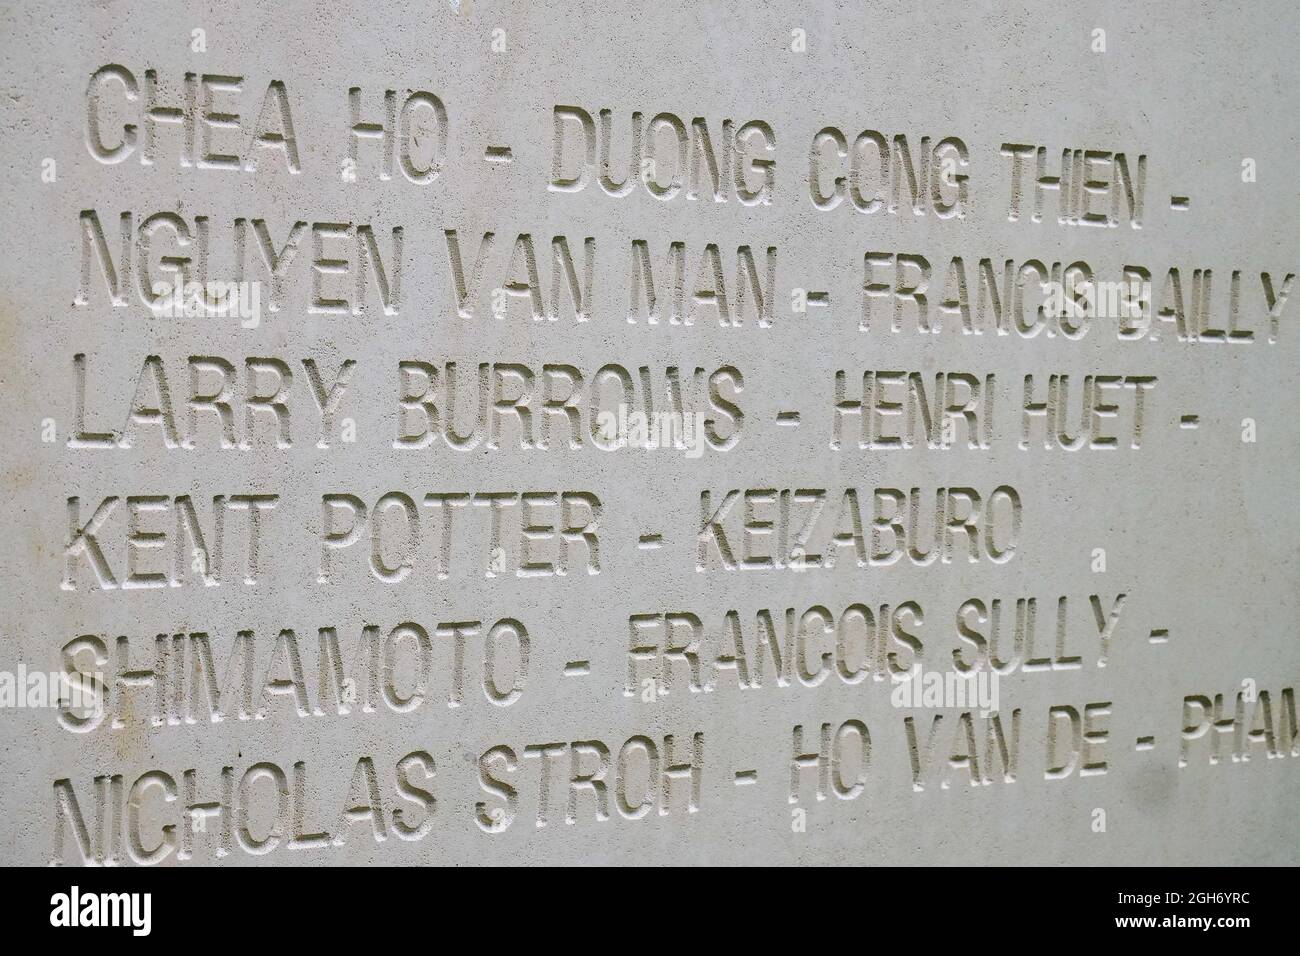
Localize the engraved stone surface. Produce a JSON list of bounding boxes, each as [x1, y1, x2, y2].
[[1, 0, 1297, 865]]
